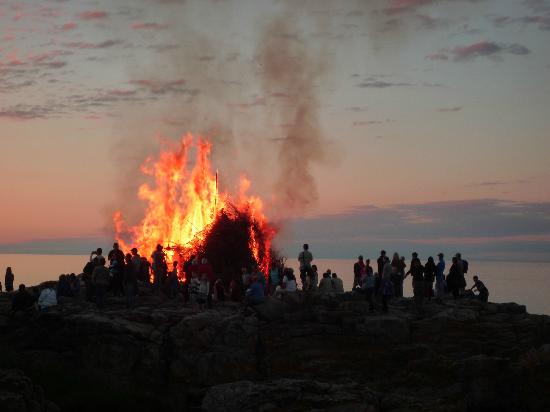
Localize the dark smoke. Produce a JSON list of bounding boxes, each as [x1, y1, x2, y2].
[[258, 14, 328, 216]]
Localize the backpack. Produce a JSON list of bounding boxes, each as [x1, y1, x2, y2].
[[462, 260, 469, 274]]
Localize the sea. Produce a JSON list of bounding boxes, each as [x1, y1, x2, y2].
[[1, 254, 549, 315]]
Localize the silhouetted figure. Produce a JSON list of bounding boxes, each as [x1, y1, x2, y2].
[[108, 243, 125, 267], [446, 256, 461, 299], [424, 257, 436, 299], [376, 250, 387, 280], [245, 274, 265, 308], [361, 266, 375, 312], [92, 257, 110, 308], [109, 254, 124, 297], [435, 253, 446, 301], [124, 253, 138, 307], [455, 253, 468, 296], [69, 273, 80, 297], [390, 253, 403, 297], [470, 275, 489, 302], [38, 283, 57, 312], [298, 243, 313, 289], [332, 273, 344, 293], [318, 271, 333, 293], [282, 268, 297, 292], [199, 258, 215, 308], [82, 258, 97, 302], [57, 274, 72, 298], [405, 253, 424, 307], [353, 255, 365, 290], [130, 248, 141, 276], [214, 279, 226, 301], [11, 284, 35, 316], [229, 278, 241, 302], [139, 257, 151, 284], [151, 244, 167, 288], [5, 267, 14, 292], [168, 261, 179, 299], [380, 264, 394, 313], [90, 248, 103, 264], [269, 263, 282, 294]]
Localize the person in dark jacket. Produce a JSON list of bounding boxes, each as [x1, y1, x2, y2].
[[5, 267, 15, 292], [424, 257, 436, 299], [446, 257, 461, 299], [123, 253, 138, 307], [11, 284, 35, 316], [405, 254, 424, 307]]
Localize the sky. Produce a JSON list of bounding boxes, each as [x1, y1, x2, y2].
[[1, 0, 549, 260]]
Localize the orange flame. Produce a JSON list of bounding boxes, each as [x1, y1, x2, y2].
[[114, 134, 274, 279]]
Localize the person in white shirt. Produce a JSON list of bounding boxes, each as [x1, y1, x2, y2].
[[37, 285, 57, 311]]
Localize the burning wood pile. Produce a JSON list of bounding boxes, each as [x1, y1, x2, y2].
[[113, 134, 277, 281]]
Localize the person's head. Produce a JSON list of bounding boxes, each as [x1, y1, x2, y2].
[[96, 248, 103, 255], [380, 250, 386, 256], [326, 269, 332, 275], [358, 255, 363, 261], [438, 253, 444, 260], [452, 256, 458, 264], [366, 259, 370, 265], [59, 274, 65, 281], [473, 275, 479, 281], [69, 273, 76, 280], [303, 243, 309, 251], [392, 252, 399, 261], [331, 273, 337, 278], [113, 242, 119, 250], [18, 284, 25, 292], [6, 267, 12, 275], [412, 252, 418, 258], [400, 256, 405, 262], [131, 247, 138, 255], [428, 256, 434, 264], [125, 253, 132, 263], [98, 257, 106, 266], [456, 252, 462, 259], [141, 256, 148, 262], [312, 264, 317, 272], [156, 244, 163, 251], [323, 271, 330, 278]]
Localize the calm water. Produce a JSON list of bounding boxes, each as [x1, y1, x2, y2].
[[1, 254, 549, 315]]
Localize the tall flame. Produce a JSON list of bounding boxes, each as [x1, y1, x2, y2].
[[114, 133, 274, 278]]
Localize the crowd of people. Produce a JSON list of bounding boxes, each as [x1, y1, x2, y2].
[[3, 242, 490, 316]]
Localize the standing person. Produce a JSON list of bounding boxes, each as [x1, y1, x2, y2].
[[353, 256, 366, 290], [446, 256, 461, 299], [456, 253, 468, 296], [108, 243, 125, 267], [167, 261, 179, 299], [435, 253, 446, 301], [197, 273, 209, 311], [151, 244, 167, 290], [123, 253, 138, 307], [90, 248, 103, 264], [198, 258, 215, 308], [92, 257, 110, 309], [377, 250, 387, 279], [405, 254, 424, 308], [298, 243, 313, 289], [139, 257, 151, 284], [424, 257, 436, 299], [310, 264, 319, 291], [362, 266, 376, 312], [331, 273, 344, 293], [470, 275, 489, 303], [5, 267, 14, 292], [82, 258, 96, 302], [245, 274, 265, 309], [130, 248, 141, 276], [109, 254, 124, 297], [68, 273, 80, 297], [390, 253, 402, 298], [380, 263, 394, 313]]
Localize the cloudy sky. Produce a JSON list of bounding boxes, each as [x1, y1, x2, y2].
[[1, 0, 549, 260]]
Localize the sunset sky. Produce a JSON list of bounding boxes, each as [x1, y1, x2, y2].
[[1, 0, 549, 260]]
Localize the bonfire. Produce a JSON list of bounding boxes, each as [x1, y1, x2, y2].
[[113, 134, 277, 281]]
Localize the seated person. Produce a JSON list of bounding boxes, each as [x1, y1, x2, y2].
[[11, 284, 36, 316], [37, 283, 58, 311]]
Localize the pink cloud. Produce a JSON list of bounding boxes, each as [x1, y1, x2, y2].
[[64, 40, 123, 49], [59, 22, 78, 31], [76, 10, 108, 21], [131, 22, 170, 30]]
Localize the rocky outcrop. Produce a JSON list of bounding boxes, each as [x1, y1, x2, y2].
[[0, 369, 58, 412], [1, 286, 549, 412]]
